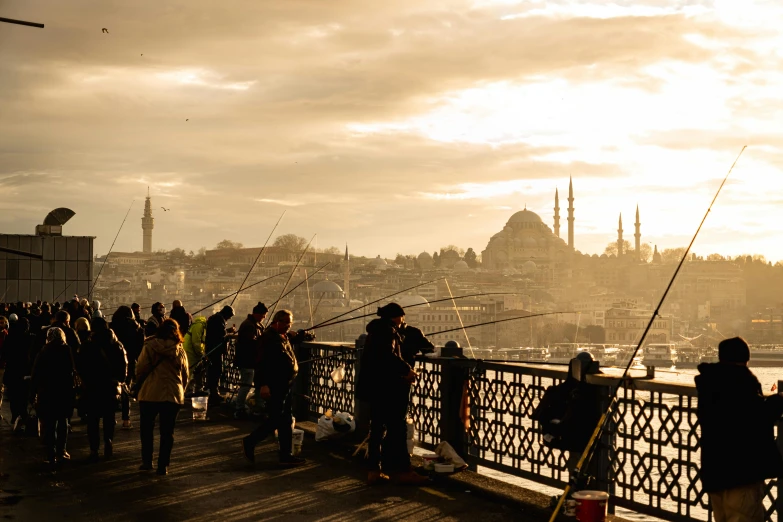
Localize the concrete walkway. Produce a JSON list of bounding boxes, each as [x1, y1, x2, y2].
[[0, 400, 525, 521]]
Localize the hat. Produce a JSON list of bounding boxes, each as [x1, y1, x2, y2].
[[252, 302, 269, 315], [8, 313, 18, 322], [377, 302, 405, 319], [220, 305, 235, 317], [718, 337, 750, 364]]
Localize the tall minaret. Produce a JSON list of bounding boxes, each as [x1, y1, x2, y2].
[[343, 243, 350, 304], [142, 187, 154, 254], [553, 188, 561, 238], [634, 205, 641, 261], [617, 213, 624, 257], [567, 177, 575, 250]]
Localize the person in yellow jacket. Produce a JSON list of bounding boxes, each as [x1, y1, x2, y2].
[[183, 316, 207, 397], [136, 319, 188, 475]]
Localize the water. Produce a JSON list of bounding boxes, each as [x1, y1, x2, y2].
[[191, 397, 208, 421], [646, 365, 783, 392]]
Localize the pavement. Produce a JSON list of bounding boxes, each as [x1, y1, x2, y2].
[[0, 399, 538, 522]]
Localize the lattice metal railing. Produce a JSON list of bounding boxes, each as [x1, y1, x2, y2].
[[411, 359, 443, 449], [304, 343, 358, 417]]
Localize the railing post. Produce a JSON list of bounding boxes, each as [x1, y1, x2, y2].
[[776, 380, 783, 522], [293, 341, 312, 422], [439, 358, 471, 461]]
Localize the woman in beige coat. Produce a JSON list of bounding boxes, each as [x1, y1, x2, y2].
[[136, 319, 188, 475]]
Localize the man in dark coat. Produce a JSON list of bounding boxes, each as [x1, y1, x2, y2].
[[0, 317, 33, 428], [36, 311, 81, 364], [357, 303, 427, 485], [131, 303, 147, 330], [695, 337, 783, 522], [400, 324, 435, 367], [241, 310, 306, 466], [169, 300, 192, 338], [233, 302, 267, 419], [145, 302, 167, 338], [205, 305, 236, 402], [78, 317, 128, 460]]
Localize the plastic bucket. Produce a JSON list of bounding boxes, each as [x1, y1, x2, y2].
[[292, 428, 304, 455], [191, 396, 208, 421], [573, 491, 609, 522]]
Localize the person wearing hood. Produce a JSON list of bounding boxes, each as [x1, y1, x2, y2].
[[357, 302, 427, 485], [111, 306, 145, 429], [74, 317, 91, 345], [136, 318, 189, 476], [30, 327, 77, 469], [1, 317, 32, 429], [91, 300, 104, 320], [183, 315, 208, 397], [205, 305, 237, 403], [145, 302, 167, 338], [78, 317, 128, 461], [695, 337, 783, 522], [169, 300, 192, 338], [233, 302, 268, 420], [241, 310, 307, 467]]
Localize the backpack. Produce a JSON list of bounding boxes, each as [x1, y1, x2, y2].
[[532, 378, 599, 451]]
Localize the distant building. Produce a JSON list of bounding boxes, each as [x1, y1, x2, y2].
[[604, 307, 672, 344]]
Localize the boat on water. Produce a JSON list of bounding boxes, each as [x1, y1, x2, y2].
[[642, 343, 677, 368], [674, 344, 701, 369], [494, 347, 551, 362], [547, 343, 579, 363], [749, 345, 783, 367]]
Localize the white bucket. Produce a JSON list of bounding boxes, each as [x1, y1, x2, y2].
[[292, 428, 305, 455], [191, 396, 208, 421]]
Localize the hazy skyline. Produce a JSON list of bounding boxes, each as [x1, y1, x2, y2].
[[2, 1, 782, 261]]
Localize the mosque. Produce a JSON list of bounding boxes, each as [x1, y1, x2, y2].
[[480, 178, 646, 278]]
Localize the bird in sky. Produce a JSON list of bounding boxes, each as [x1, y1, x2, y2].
[[101, 28, 109, 33], [161, 207, 170, 212]]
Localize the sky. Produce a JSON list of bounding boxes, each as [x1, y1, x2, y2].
[[2, 0, 783, 261]]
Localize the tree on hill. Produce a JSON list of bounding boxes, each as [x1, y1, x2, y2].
[[464, 248, 478, 268], [273, 234, 308, 252], [216, 239, 243, 250], [661, 247, 687, 263], [603, 241, 652, 262], [440, 245, 465, 256]]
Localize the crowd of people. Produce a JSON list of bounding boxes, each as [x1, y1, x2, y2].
[[0, 296, 436, 484]]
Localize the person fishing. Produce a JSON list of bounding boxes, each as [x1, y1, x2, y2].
[[357, 302, 428, 486], [204, 305, 236, 404], [233, 302, 268, 420], [241, 310, 311, 466], [696, 337, 783, 522]]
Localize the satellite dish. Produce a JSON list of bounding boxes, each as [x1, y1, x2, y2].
[[43, 208, 76, 226]]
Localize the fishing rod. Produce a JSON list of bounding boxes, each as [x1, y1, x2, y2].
[[265, 234, 316, 327], [312, 292, 516, 330], [309, 293, 326, 329], [310, 276, 446, 330], [425, 311, 564, 337], [53, 281, 76, 303], [230, 210, 285, 307], [89, 200, 135, 301], [444, 278, 474, 358], [191, 271, 288, 316], [305, 269, 314, 326], [0, 284, 9, 303], [548, 146, 747, 522], [296, 310, 563, 367], [267, 262, 331, 310]]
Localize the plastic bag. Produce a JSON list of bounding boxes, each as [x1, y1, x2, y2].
[[315, 411, 356, 441], [434, 441, 468, 471]]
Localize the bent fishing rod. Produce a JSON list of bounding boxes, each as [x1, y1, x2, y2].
[[265, 234, 316, 327], [311, 292, 516, 330], [548, 145, 747, 522], [296, 310, 564, 366], [230, 210, 285, 307], [266, 262, 330, 312], [89, 200, 135, 301], [310, 276, 446, 330]]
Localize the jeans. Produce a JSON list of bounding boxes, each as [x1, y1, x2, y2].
[[245, 387, 293, 459], [367, 387, 411, 473], [42, 416, 69, 462], [235, 369, 254, 411], [87, 406, 116, 452], [139, 401, 180, 468]]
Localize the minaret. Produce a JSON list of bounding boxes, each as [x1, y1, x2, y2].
[[343, 243, 350, 304], [553, 188, 561, 238], [634, 205, 641, 262], [567, 177, 575, 249], [142, 187, 154, 254], [617, 213, 624, 257]]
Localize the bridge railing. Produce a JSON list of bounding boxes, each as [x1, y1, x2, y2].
[[232, 341, 782, 522]]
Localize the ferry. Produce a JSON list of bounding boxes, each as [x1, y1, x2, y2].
[[547, 343, 579, 363], [749, 345, 783, 367], [674, 345, 701, 369], [642, 343, 677, 368]]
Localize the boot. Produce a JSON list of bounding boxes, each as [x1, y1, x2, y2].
[[367, 470, 390, 486], [391, 470, 429, 485]]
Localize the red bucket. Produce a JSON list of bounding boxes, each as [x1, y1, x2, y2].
[[572, 490, 609, 522]]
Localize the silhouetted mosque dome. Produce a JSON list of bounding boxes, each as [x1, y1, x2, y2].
[[312, 280, 344, 294], [397, 295, 430, 308], [507, 209, 543, 224], [372, 255, 388, 267], [453, 260, 470, 271], [522, 260, 537, 273]]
